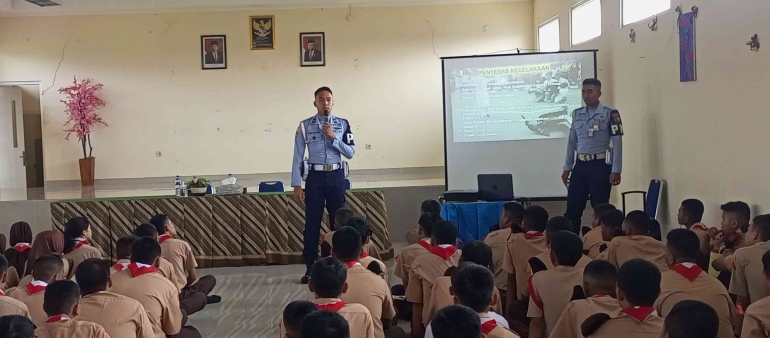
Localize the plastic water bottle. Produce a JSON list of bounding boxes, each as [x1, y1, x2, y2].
[[174, 175, 182, 197], [180, 180, 188, 197]]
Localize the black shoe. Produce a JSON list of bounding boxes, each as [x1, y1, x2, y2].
[[301, 258, 315, 285], [206, 295, 222, 304], [300, 274, 311, 284]]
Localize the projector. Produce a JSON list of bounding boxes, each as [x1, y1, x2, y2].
[[441, 190, 481, 203], [25, 0, 61, 7]]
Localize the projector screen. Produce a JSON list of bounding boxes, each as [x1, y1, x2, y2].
[[443, 50, 597, 198]]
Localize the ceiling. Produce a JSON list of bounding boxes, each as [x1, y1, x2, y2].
[[0, 0, 527, 17]]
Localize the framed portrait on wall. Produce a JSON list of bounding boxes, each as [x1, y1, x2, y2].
[[251, 16, 275, 50], [300, 32, 325, 67], [201, 35, 227, 70]]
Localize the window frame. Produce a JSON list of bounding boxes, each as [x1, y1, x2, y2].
[[537, 16, 561, 53], [570, 0, 602, 46], [621, 0, 671, 27]]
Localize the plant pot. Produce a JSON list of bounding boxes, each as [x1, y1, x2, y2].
[[190, 186, 208, 196], [79, 157, 95, 187]]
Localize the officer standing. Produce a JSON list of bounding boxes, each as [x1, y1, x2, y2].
[[562, 78, 623, 233], [292, 86, 355, 284]]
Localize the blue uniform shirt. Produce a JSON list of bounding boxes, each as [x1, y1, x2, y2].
[[563, 103, 623, 173], [291, 114, 355, 186]]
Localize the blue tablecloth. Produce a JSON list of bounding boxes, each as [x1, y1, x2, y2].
[[442, 201, 508, 244]]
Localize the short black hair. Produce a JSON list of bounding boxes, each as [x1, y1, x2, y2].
[[752, 214, 770, 242], [762, 250, 770, 279], [666, 229, 700, 262], [593, 203, 616, 217], [116, 235, 137, 259], [681, 199, 705, 223], [43, 280, 81, 316], [431, 305, 482, 338], [460, 240, 492, 266], [334, 207, 355, 227], [210, 40, 219, 46], [624, 210, 650, 235], [301, 310, 349, 338], [583, 260, 617, 295], [134, 223, 159, 239], [583, 78, 602, 88], [283, 300, 318, 334], [0, 255, 7, 276], [421, 199, 442, 218], [432, 220, 458, 246], [546, 216, 573, 234], [32, 254, 63, 281], [551, 231, 583, 266], [0, 315, 35, 338], [721, 201, 751, 225], [130, 237, 162, 265], [75, 258, 110, 296], [314, 87, 333, 98], [599, 209, 625, 229], [331, 226, 361, 261], [664, 300, 719, 338], [418, 213, 439, 237], [617, 258, 661, 306], [524, 206, 549, 232], [344, 217, 371, 245], [503, 202, 525, 220], [310, 257, 347, 298], [451, 264, 495, 313], [149, 214, 169, 234]]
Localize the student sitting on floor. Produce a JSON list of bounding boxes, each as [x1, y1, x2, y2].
[[321, 207, 356, 259], [662, 300, 719, 338], [485, 202, 525, 300], [344, 217, 388, 282], [25, 231, 70, 286], [741, 250, 770, 338], [62, 217, 102, 278], [0, 315, 35, 338], [308, 257, 376, 338], [677, 199, 711, 270], [654, 229, 735, 338], [730, 214, 770, 312], [431, 305, 484, 338], [604, 210, 668, 271], [76, 258, 154, 338], [583, 204, 616, 259], [3, 221, 34, 289], [35, 280, 110, 338], [332, 226, 402, 338], [595, 209, 625, 261], [550, 260, 621, 338], [110, 237, 202, 338], [396, 213, 438, 287], [406, 199, 443, 245], [149, 214, 221, 305], [581, 258, 663, 338], [301, 310, 351, 338], [711, 201, 751, 288], [280, 300, 318, 338], [7, 254, 63, 326], [528, 231, 586, 338], [0, 255, 31, 318], [526, 216, 592, 277]]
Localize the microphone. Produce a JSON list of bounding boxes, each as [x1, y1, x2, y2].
[[323, 109, 330, 116]]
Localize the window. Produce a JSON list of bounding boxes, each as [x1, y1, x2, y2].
[[622, 0, 670, 26], [538, 18, 560, 53], [571, 0, 601, 45]]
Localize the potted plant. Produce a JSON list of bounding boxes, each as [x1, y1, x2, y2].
[[187, 176, 211, 196], [59, 77, 107, 187]]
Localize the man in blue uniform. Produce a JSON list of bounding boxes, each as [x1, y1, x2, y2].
[[562, 78, 623, 233], [292, 87, 355, 284]]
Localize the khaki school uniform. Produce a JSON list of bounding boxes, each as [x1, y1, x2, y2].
[[7, 280, 48, 326], [112, 258, 179, 292], [313, 298, 376, 338], [110, 264, 184, 338], [4, 266, 20, 290], [0, 289, 31, 318], [742, 295, 770, 338], [585, 307, 664, 338], [406, 227, 421, 245], [406, 246, 462, 308], [394, 239, 431, 285], [583, 227, 605, 259], [160, 237, 197, 291], [64, 242, 102, 277], [654, 263, 735, 338], [502, 232, 548, 300], [78, 291, 154, 338], [423, 275, 503, 324], [550, 295, 621, 338], [35, 316, 111, 338], [485, 229, 511, 291], [480, 314, 521, 338], [527, 265, 584, 337], [730, 241, 770, 305], [360, 254, 389, 285], [525, 252, 592, 278], [340, 262, 396, 338], [605, 236, 668, 272]]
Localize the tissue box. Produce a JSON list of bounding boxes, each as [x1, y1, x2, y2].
[[217, 184, 244, 196]]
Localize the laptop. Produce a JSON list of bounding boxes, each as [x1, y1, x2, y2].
[[477, 174, 514, 202]]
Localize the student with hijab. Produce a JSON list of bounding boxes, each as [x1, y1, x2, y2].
[[22, 231, 69, 286], [3, 222, 34, 289]]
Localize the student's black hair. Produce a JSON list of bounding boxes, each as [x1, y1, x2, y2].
[[624, 210, 650, 235], [116, 235, 137, 259], [546, 216, 573, 234], [523, 205, 549, 232], [75, 258, 110, 296], [130, 237, 162, 265], [334, 207, 355, 227], [134, 223, 159, 239], [310, 257, 347, 298], [418, 213, 438, 237], [681, 199, 705, 223], [583, 78, 602, 88], [32, 254, 63, 281], [430, 305, 482, 338], [301, 310, 349, 338], [149, 214, 170, 234], [314, 87, 333, 98], [752, 214, 770, 242], [331, 226, 361, 261], [43, 280, 81, 316], [460, 240, 492, 266], [0, 315, 35, 338], [666, 229, 700, 262], [421, 199, 442, 218], [551, 231, 583, 267], [617, 258, 661, 306], [721, 201, 751, 225], [0, 255, 7, 276], [451, 264, 495, 313], [762, 250, 770, 279], [283, 300, 319, 335], [503, 202, 525, 220], [664, 300, 719, 338], [583, 260, 617, 296], [649, 219, 662, 241], [344, 217, 371, 245], [593, 203, 616, 217], [432, 220, 458, 246], [600, 209, 626, 237], [63, 216, 90, 254]]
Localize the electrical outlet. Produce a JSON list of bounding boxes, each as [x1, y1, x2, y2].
[[156, 151, 162, 157], [366, 144, 372, 149]]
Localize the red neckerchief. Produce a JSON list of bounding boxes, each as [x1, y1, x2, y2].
[[360, 251, 369, 259], [127, 262, 158, 277], [342, 261, 361, 268], [621, 306, 656, 322], [26, 282, 47, 295], [481, 319, 498, 335], [691, 223, 708, 232], [0, 289, 5, 296], [113, 262, 129, 271], [672, 263, 702, 282], [158, 234, 173, 244], [418, 239, 432, 251], [72, 239, 89, 250], [528, 276, 543, 309], [12, 243, 31, 252], [45, 314, 71, 323], [430, 245, 457, 260], [316, 300, 345, 312], [524, 231, 544, 240]]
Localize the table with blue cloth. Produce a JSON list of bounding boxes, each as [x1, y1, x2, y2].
[[442, 201, 510, 244]]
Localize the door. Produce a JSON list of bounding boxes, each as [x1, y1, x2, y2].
[[0, 86, 27, 190]]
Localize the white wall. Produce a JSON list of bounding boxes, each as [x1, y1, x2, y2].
[[0, 2, 534, 181], [533, 0, 770, 229]]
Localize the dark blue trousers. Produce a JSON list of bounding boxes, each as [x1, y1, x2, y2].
[[303, 169, 346, 261], [564, 159, 612, 233]]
